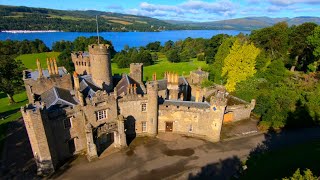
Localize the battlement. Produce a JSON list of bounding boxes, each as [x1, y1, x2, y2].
[[88, 44, 110, 55], [71, 51, 90, 59]]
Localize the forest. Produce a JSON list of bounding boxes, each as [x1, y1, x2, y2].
[[0, 5, 179, 32], [0, 22, 319, 130]]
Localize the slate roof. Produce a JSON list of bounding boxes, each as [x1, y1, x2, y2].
[[116, 74, 145, 95], [24, 67, 68, 80], [41, 87, 77, 109], [79, 75, 101, 98], [162, 100, 211, 109]]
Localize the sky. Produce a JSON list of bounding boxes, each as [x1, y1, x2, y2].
[[1, 0, 320, 21]]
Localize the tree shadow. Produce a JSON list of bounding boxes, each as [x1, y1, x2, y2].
[[242, 127, 320, 179], [285, 99, 315, 128], [188, 156, 242, 180]]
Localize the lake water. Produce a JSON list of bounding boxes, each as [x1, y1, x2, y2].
[[0, 30, 250, 51]]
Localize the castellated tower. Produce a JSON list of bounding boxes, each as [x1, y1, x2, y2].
[[147, 81, 159, 136], [88, 44, 113, 91], [130, 63, 143, 83]]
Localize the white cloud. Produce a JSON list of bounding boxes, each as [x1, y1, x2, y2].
[[268, 0, 320, 6]]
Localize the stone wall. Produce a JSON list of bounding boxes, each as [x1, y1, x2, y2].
[[24, 74, 73, 103], [21, 105, 55, 175], [158, 104, 224, 142], [225, 96, 255, 122], [71, 52, 91, 75], [118, 95, 148, 134]]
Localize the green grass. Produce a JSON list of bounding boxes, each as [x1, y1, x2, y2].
[[112, 54, 208, 81], [16, 52, 61, 70], [241, 139, 320, 179], [0, 91, 28, 153]]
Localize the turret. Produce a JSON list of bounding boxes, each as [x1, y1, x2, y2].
[[147, 81, 158, 136], [88, 44, 113, 91]]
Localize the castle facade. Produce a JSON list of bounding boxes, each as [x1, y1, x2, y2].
[[21, 44, 255, 175]]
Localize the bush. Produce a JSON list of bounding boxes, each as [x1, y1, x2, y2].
[[197, 54, 205, 61]]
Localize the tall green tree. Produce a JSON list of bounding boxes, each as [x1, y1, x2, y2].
[[222, 39, 260, 92], [0, 55, 25, 104], [307, 26, 320, 58], [211, 37, 235, 84], [250, 22, 289, 58], [289, 22, 317, 71]]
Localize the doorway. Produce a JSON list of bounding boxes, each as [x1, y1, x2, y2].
[[165, 122, 173, 132]]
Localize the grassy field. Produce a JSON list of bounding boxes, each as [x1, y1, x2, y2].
[[16, 52, 61, 70], [17, 52, 207, 80], [242, 139, 320, 179], [0, 91, 28, 153], [112, 54, 208, 81]]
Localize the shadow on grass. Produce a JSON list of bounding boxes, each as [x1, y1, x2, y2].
[[0, 92, 6, 99], [188, 156, 242, 180], [242, 128, 320, 179], [0, 108, 21, 119]]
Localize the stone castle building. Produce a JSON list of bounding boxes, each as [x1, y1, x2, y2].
[[21, 44, 255, 175]]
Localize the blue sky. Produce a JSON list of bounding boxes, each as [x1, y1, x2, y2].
[[1, 0, 320, 21]]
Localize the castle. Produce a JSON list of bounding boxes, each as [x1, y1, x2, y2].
[[21, 44, 255, 175]]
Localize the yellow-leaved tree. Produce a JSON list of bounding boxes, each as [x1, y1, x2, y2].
[[222, 39, 260, 92]]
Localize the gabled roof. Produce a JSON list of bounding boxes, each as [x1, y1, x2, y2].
[[41, 87, 77, 109], [163, 100, 211, 109], [116, 74, 145, 95], [79, 75, 101, 99]]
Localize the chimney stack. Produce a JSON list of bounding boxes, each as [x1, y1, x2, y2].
[[195, 88, 200, 102], [36, 59, 43, 78], [73, 72, 80, 91], [47, 58, 52, 75], [53, 58, 59, 75]]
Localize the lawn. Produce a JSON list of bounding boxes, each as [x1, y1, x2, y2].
[[241, 139, 320, 179], [0, 91, 28, 153], [16, 52, 61, 70], [112, 54, 208, 81]]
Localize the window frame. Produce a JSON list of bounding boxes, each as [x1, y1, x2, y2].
[[141, 103, 147, 112], [96, 109, 107, 121], [142, 121, 147, 132]]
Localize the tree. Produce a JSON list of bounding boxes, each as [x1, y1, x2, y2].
[[222, 39, 260, 92], [250, 22, 289, 58], [211, 37, 235, 84], [166, 48, 180, 63], [283, 168, 318, 180], [307, 26, 320, 59], [163, 40, 174, 52], [0, 55, 25, 104], [146, 41, 161, 52], [289, 23, 317, 71]]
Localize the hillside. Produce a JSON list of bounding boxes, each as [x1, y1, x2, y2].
[[0, 5, 178, 32], [167, 16, 320, 30]]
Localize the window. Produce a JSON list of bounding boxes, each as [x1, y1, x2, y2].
[[141, 103, 147, 112], [142, 121, 147, 132], [64, 118, 71, 129], [96, 110, 107, 120]]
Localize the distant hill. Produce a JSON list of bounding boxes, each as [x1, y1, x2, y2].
[[0, 5, 319, 32], [0, 5, 178, 32], [166, 16, 320, 30]]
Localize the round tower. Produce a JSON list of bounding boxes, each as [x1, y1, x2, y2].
[[88, 44, 113, 91], [147, 81, 159, 136]]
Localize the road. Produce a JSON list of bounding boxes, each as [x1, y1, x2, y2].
[[1, 119, 320, 180]]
